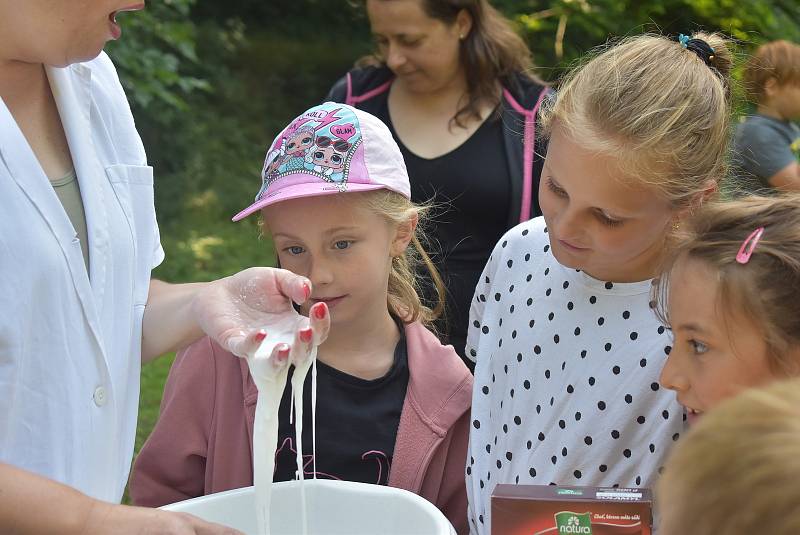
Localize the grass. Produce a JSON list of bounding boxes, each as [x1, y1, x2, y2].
[[135, 353, 176, 455], [123, 353, 175, 504]]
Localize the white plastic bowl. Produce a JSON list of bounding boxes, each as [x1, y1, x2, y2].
[[161, 479, 456, 535]]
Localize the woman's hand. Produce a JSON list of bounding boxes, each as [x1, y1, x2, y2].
[[192, 267, 330, 358], [83, 502, 243, 535], [0, 462, 242, 535]]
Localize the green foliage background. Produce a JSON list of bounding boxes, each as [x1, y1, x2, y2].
[[105, 0, 799, 494]]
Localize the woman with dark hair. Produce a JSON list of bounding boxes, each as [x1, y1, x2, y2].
[[327, 0, 549, 367]]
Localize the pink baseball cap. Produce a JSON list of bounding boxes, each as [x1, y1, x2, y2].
[[232, 102, 410, 221]]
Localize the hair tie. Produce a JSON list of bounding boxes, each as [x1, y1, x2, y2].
[[677, 34, 716, 68]]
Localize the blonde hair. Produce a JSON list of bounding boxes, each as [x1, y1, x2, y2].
[[744, 40, 800, 103], [657, 378, 800, 535], [539, 32, 733, 208], [359, 189, 446, 327], [261, 189, 445, 328], [654, 195, 800, 375]]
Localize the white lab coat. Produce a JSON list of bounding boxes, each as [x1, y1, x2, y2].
[[0, 52, 163, 502]]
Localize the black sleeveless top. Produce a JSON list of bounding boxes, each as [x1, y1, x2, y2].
[[373, 95, 511, 368]]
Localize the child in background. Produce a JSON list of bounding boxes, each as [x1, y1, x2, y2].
[[657, 196, 800, 422], [731, 40, 800, 193], [130, 103, 472, 533], [657, 378, 800, 535], [465, 33, 732, 534]]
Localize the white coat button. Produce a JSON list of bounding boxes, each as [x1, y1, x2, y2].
[[93, 386, 107, 407]]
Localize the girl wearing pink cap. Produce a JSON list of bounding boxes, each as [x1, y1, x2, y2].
[[131, 102, 472, 533]]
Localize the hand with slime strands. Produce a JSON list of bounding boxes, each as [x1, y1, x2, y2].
[[240, 287, 326, 535], [192, 267, 330, 359]]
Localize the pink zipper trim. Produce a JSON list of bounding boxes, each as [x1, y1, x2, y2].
[[345, 72, 353, 105], [346, 77, 393, 106], [503, 87, 549, 222]]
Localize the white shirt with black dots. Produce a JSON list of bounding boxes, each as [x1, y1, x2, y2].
[[465, 216, 685, 535]]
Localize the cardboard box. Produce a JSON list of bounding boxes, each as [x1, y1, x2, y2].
[[491, 484, 652, 535]]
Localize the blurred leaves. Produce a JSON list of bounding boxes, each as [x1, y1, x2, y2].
[[103, 0, 799, 284], [497, 0, 800, 80], [106, 0, 211, 115]]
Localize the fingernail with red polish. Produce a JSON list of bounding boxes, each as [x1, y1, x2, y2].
[[254, 330, 267, 343], [313, 303, 327, 319], [302, 282, 311, 300], [277, 344, 290, 361], [299, 327, 313, 343]]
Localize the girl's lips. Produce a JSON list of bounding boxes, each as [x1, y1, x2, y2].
[[559, 239, 590, 252], [312, 296, 346, 309], [685, 406, 703, 425]]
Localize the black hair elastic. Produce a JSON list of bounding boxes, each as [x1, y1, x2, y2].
[[677, 34, 716, 67]]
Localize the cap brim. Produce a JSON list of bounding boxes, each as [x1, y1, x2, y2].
[[232, 181, 392, 221]]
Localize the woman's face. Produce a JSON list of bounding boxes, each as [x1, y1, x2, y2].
[[0, 0, 145, 66], [367, 0, 470, 95]]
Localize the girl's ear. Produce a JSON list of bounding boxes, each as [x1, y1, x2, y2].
[[674, 180, 719, 225], [390, 213, 419, 257], [698, 180, 719, 204]]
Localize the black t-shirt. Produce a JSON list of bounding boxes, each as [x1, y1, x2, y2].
[[373, 96, 511, 367], [273, 335, 409, 485]]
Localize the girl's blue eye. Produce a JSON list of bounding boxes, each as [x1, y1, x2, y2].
[[287, 246, 304, 255], [689, 339, 709, 355], [334, 240, 351, 250]]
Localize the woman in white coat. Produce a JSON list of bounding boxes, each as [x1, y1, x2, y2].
[[0, 1, 329, 533]]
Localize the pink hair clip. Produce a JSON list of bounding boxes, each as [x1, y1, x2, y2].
[[735, 227, 765, 264]]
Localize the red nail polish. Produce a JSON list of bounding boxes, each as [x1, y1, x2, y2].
[[277, 344, 290, 360], [254, 330, 267, 343], [302, 282, 311, 300], [299, 328, 313, 343], [314, 304, 327, 319]]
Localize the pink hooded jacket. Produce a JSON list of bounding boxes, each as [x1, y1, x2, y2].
[[130, 322, 473, 534]]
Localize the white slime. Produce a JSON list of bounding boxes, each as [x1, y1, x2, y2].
[[245, 318, 317, 535], [290, 347, 315, 535]]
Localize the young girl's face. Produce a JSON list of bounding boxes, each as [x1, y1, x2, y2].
[[539, 126, 675, 283], [659, 256, 778, 423], [263, 193, 411, 327]]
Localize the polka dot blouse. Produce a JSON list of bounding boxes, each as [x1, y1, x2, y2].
[[465, 217, 685, 535]]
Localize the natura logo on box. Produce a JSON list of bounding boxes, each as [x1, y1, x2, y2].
[[555, 512, 592, 534]]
